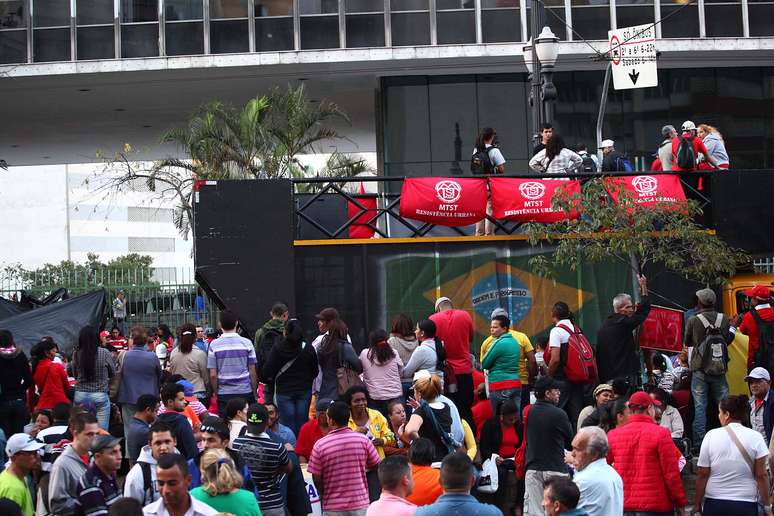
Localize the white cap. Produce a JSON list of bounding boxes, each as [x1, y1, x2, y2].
[[599, 139, 614, 149], [490, 307, 508, 319], [6, 433, 45, 457], [155, 343, 168, 359], [681, 120, 696, 132], [745, 367, 771, 382], [412, 369, 432, 384], [434, 296, 452, 311]]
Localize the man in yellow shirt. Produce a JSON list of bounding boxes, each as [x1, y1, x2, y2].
[[481, 308, 537, 415], [0, 434, 46, 516]]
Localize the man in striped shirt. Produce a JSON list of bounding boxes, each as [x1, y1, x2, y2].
[[207, 310, 258, 416], [232, 403, 293, 516], [308, 401, 380, 516], [73, 435, 122, 516]]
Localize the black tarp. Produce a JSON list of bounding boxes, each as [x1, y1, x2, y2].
[[0, 297, 24, 321], [0, 290, 106, 356]]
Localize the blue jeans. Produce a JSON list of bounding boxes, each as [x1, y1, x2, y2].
[[489, 387, 521, 416], [275, 391, 312, 437], [691, 371, 729, 445], [75, 391, 111, 430]]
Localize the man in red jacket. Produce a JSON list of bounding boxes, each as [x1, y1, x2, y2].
[[738, 285, 774, 370], [607, 391, 687, 515], [430, 296, 475, 428]]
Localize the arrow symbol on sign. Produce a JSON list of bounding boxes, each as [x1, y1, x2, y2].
[[629, 69, 640, 85]]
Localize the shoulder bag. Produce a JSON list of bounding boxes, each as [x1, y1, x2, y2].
[[336, 341, 364, 396], [273, 342, 307, 406]]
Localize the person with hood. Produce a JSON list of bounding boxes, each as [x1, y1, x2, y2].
[[0, 330, 33, 436], [255, 302, 289, 403], [697, 124, 730, 170], [261, 318, 318, 437], [157, 382, 198, 459], [125, 422, 178, 505], [49, 412, 100, 516], [30, 338, 71, 411]]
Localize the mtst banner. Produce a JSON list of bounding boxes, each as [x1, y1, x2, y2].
[[605, 174, 686, 208], [489, 177, 581, 223], [399, 177, 487, 226]]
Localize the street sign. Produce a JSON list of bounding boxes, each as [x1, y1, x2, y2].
[[608, 23, 657, 90]]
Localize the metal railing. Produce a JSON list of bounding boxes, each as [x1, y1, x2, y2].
[[291, 170, 714, 240]]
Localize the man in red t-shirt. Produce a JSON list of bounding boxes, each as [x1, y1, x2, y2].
[[429, 296, 475, 428], [671, 121, 719, 172], [737, 285, 774, 370]]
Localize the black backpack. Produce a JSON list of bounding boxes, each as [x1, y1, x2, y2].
[[676, 135, 696, 170], [580, 153, 597, 173], [695, 313, 729, 376], [751, 308, 774, 371], [470, 146, 496, 175], [256, 327, 283, 379]]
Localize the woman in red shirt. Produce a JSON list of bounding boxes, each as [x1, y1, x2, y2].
[[30, 339, 72, 410], [478, 399, 522, 514]]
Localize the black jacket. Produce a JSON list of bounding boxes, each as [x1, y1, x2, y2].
[[261, 337, 319, 395], [479, 417, 522, 460], [595, 297, 651, 382], [602, 150, 626, 172], [524, 401, 572, 473], [0, 347, 32, 401], [157, 412, 198, 460]]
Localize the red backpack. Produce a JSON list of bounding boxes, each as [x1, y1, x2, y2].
[[557, 323, 598, 384]]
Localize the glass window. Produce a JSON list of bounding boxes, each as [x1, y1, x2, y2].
[[0, 0, 25, 29], [346, 14, 384, 47], [749, 3, 774, 36], [614, 6, 654, 33], [210, 0, 249, 18], [570, 0, 608, 41], [384, 77, 431, 166], [660, 0, 698, 37], [77, 0, 115, 25], [299, 0, 338, 14], [428, 77, 477, 162], [121, 0, 159, 22], [704, 3, 742, 37], [482, 0, 520, 43], [34, 0, 70, 27], [391, 0, 429, 46], [526, 3, 567, 41], [477, 75, 530, 163], [77, 26, 115, 59], [165, 21, 203, 54], [0, 29, 25, 63], [34, 28, 71, 62], [121, 23, 159, 56], [211, 19, 249, 52], [256, 17, 294, 50], [165, 0, 203, 20], [300, 16, 339, 48], [437, 0, 475, 44]]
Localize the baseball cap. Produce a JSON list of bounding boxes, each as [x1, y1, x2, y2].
[[695, 288, 716, 306], [204, 327, 218, 338], [434, 297, 452, 311], [534, 376, 560, 396], [661, 125, 676, 137], [593, 384, 613, 397], [6, 433, 45, 457], [745, 285, 772, 300], [315, 307, 339, 322], [628, 391, 654, 409], [200, 416, 230, 439], [90, 435, 122, 454], [99, 330, 110, 338], [745, 367, 771, 382], [681, 120, 696, 132], [246, 403, 268, 426], [315, 397, 334, 413], [155, 344, 168, 359], [176, 379, 194, 397], [412, 369, 433, 387], [490, 307, 508, 319], [599, 139, 614, 149]]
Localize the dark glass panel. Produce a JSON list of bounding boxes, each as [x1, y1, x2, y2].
[[437, 10, 475, 44], [165, 21, 203, 55], [346, 14, 384, 47], [300, 16, 339, 49], [77, 26, 115, 59], [391, 12, 429, 45], [121, 23, 159, 56], [210, 19, 249, 52], [256, 17, 294, 50]]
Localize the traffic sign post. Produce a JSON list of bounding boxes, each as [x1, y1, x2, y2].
[[608, 24, 657, 90]]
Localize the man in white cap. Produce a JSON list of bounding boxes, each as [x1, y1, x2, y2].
[[0, 433, 45, 516], [430, 297, 475, 428], [746, 367, 774, 443], [599, 139, 631, 172]]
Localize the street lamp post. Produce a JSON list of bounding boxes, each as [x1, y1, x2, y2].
[[523, 25, 560, 144]]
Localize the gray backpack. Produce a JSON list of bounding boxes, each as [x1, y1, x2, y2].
[[696, 313, 729, 376]]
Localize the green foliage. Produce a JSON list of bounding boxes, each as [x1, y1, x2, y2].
[[524, 177, 747, 286]]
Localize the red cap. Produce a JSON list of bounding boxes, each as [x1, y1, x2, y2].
[[99, 330, 110, 338], [745, 285, 772, 300], [628, 391, 653, 409]]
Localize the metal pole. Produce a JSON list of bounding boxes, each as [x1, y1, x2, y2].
[[596, 62, 612, 165], [530, 0, 543, 147]]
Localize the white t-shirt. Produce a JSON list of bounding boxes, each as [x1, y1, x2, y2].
[[549, 319, 573, 349], [471, 145, 506, 168], [697, 422, 769, 502]]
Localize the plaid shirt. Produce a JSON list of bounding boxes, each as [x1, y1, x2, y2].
[[74, 464, 121, 516], [74, 347, 116, 393], [529, 148, 583, 175]]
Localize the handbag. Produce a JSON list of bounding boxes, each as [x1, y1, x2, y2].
[[336, 341, 364, 396], [477, 454, 500, 494]]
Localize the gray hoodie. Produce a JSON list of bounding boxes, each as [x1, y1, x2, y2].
[[388, 335, 419, 380], [124, 445, 165, 505], [48, 445, 88, 516], [702, 132, 729, 166]]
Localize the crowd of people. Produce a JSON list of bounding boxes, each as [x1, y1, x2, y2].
[[1, 276, 774, 516]]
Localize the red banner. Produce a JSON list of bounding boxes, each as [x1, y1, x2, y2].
[[347, 195, 378, 239], [399, 177, 487, 226], [606, 174, 686, 209], [489, 177, 581, 223], [639, 305, 684, 353]]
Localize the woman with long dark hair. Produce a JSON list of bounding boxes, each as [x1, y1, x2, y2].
[[169, 322, 209, 404], [402, 319, 446, 381], [261, 318, 319, 436], [529, 133, 583, 175], [359, 329, 403, 417], [316, 319, 361, 400], [30, 338, 71, 411], [693, 395, 771, 516], [72, 325, 116, 429], [0, 329, 32, 436]]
